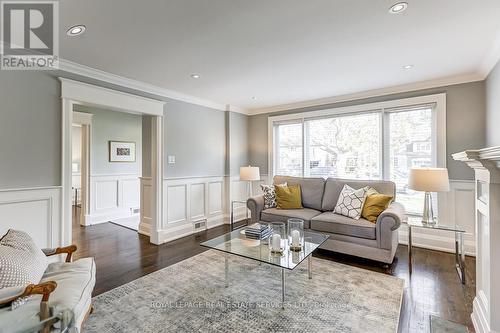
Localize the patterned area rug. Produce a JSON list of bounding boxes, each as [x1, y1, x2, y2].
[[84, 250, 404, 332]]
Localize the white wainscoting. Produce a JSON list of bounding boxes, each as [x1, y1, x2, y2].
[[85, 174, 141, 225], [0, 186, 63, 248], [157, 176, 225, 243], [139, 177, 152, 236], [398, 180, 476, 255]]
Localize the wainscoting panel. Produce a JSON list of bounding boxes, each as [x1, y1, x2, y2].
[[208, 181, 223, 215], [139, 177, 152, 236], [166, 185, 187, 224], [0, 187, 62, 249], [190, 183, 205, 220], [159, 176, 226, 243], [86, 174, 140, 225], [398, 180, 476, 255]]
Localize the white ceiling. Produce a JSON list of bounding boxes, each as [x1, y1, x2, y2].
[[60, 0, 500, 113]]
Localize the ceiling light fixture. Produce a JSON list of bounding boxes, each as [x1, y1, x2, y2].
[[66, 25, 86, 36], [389, 2, 408, 14], [403, 64, 414, 70], [190, 74, 201, 79]]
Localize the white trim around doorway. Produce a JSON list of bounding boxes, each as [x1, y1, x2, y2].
[[60, 78, 165, 245]]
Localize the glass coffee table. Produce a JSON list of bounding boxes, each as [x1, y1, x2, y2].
[[201, 228, 329, 308]]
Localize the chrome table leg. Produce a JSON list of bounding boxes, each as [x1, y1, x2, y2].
[[225, 253, 229, 288], [308, 255, 312, 279], [455, 232, 466, 284], [408, 225, 412, 275], [281, 268, 285, 309]]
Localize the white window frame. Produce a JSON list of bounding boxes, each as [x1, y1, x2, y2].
[[268, 93, 447, 216]]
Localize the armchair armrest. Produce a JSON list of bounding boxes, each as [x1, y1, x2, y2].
[[0, 281, 57, 306], [42, 245, 77, 262], [247, 195, 265, 224], [376, 202, 406, 250]]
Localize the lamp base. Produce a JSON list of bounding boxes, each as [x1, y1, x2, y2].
[[422, 191, 436, 225]]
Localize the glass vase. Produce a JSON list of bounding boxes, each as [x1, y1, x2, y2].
[[288, 218, 304, 252], [269, 222, 286, 254]]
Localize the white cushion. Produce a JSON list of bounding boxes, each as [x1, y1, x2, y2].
[[260, 182, 287, 209], [41, 257, 96, 323], [334, 185, 368, 220], [0, 230, 47, 289]]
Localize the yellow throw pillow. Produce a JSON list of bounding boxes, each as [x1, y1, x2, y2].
[[275, 185, 303, 209], [362, 188, 393, 223]]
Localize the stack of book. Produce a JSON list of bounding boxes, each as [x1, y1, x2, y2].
[[245, 223, 272, 240]]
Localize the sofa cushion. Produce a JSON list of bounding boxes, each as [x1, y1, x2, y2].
[[311, 212, 376, 239], [0, 229, 47, 289], [322, 178, 396, 211], [275, 185, 302, 209], [261, 208, 322, 228], [273, 176, 325, 211], [40, 257, 96, 323]]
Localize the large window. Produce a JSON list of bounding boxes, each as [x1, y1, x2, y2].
[[271, 96, 444, 216]]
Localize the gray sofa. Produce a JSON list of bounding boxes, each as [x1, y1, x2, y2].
[[247, 176, 406, 264]]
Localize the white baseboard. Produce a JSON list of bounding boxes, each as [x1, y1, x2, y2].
[[84, 210, 138, 225]]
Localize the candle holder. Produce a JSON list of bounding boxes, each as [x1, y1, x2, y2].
[[288, 218, 304, 252], [269, 222, 286, 254]]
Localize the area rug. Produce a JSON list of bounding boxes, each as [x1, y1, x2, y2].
[[84, 250, 404, 332]]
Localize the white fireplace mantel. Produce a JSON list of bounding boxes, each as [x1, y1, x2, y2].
[[453, 146, 500, 333]]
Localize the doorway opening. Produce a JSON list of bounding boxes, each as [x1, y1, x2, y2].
[[61, 78, 165, 246]]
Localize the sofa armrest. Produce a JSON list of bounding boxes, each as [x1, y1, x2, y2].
[[376, 202, 406, 250], [42, 245, 77, 262], [247, 195, 265, 224]]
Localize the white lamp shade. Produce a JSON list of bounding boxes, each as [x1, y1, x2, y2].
[[240, 166, 260, 181], [408, 167, 450, 192]]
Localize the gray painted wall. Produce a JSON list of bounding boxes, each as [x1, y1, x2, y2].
[[486, 60, 500, 147], [229, 111, 250, 176], [74, 105, 142, 175], [0, 71, 61, 189], [248, 81, 486, 180], [163, 99, 226, 178]]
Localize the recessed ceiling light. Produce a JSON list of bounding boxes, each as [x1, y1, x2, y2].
[[190, 74, 201, 79], [389, 2, 408, 14], [66, 25, 86, 36], [403, 65, 414, 70]]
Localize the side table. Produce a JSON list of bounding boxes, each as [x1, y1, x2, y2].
[[230, 200, 249, 231], [405, 217, 466, 284]]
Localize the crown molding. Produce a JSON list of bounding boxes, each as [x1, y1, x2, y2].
[[58, 59, 250, 115], [248, 72, 485, 115]]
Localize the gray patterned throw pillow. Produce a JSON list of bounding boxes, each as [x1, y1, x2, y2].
[[334, 185, 369, 220], [0, 230, 48, 289], [260, 183, 287, 209]]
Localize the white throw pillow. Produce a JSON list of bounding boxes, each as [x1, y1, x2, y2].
[[334, 185, 369, 220], [260, 183, 287, 209], [0, 229, 48, 289]]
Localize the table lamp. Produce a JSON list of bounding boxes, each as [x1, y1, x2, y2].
[[240, 166, 260, 197], [408, 167, 450, 225]]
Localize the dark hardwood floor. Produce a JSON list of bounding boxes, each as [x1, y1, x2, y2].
[[72, 208, 475, 332]]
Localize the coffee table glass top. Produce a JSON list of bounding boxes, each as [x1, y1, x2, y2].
[[201, 228, 329, 270]]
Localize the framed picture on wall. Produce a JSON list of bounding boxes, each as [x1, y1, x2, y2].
[[109, 141, 136, 162]]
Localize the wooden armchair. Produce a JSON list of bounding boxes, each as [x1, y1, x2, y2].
[[0, 245, 78, 311]]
